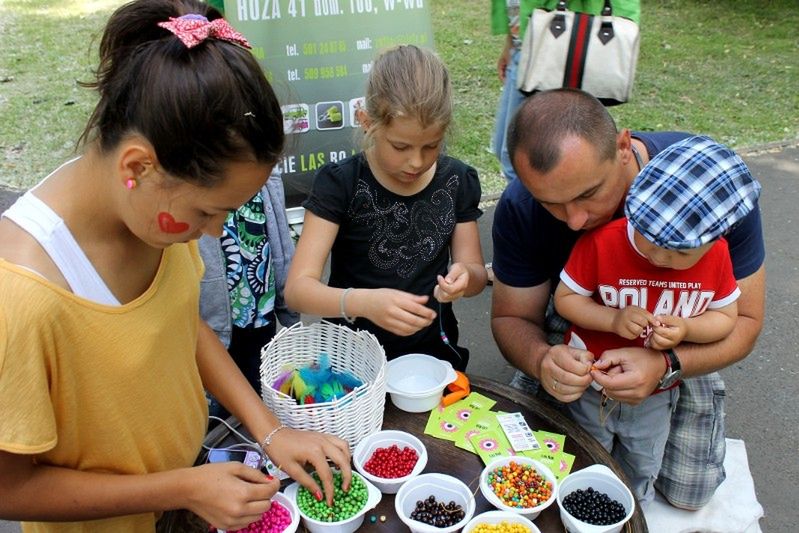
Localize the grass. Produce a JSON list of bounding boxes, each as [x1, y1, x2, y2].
[[1, 0, 797, 195], [433, 0, 799, 195], [609, 1, 799, 148], [0, 0, 121, 189]]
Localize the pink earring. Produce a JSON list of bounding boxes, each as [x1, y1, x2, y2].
[[125, 178, 137, 190]]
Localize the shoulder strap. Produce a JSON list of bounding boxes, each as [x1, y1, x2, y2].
[[3, 192, 120, 305]]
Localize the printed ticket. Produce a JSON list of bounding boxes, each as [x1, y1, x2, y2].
[[496, 412, 541, 452]]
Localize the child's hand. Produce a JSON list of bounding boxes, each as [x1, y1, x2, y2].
[[433, 263, 469, 303], [264, 427, 351, 507], [647, 315, 687, 349], [188, 462, 280, 531], [365, 288, 436, 336], [611, 305, 656, 340]]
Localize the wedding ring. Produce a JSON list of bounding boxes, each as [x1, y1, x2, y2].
[[552, 379, 559, 391]]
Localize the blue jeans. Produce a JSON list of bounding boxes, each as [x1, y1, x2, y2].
[[509, 369, 727, 509], [492, 48, 525, 183]]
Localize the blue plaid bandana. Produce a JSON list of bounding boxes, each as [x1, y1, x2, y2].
[[624, 135, 761, 250]]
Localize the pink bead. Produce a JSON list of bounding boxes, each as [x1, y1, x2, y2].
[[229, 501, 292, 533]]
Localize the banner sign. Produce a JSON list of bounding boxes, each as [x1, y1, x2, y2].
[[225, 0, 435, 207]]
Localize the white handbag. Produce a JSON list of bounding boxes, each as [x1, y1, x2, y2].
[[516, 0, 640, 105]]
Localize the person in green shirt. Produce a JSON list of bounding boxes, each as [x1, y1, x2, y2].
[[490, 0, 640, 183]]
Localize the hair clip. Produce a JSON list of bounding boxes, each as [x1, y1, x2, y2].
[[244, 111, 256, 118], [158, 14, 251, 49], [125, 178, 137, 190]]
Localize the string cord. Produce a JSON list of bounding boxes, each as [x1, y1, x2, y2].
[[598, 390, 619, 427], [438, 300, 464, 366], [203, 415, 266, 459]]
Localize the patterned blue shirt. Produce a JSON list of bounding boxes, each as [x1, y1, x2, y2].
[[222, 191, 275, 328]]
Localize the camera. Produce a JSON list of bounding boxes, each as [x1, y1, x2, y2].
[[206, 448, 263, 470]]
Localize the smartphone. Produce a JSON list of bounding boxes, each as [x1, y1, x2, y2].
[[206, 448, 263, 470]]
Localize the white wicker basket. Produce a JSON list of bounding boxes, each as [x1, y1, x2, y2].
[[260, 321, 386, 448]]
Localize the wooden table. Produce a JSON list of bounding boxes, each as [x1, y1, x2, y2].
[[202, 376, 648, 533]]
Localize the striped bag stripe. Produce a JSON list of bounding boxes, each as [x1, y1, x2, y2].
[[563, 12, 593, 89]]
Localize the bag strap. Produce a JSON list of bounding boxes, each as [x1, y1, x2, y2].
[[550, 0, 568, 38], [598, 0, 615, 44], [550, 0, 617, 41]]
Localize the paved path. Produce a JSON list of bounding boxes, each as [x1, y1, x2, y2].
[[1, 144, 797, 532]]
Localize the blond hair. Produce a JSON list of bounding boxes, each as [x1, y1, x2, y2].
[[362, 45, 452, 145]]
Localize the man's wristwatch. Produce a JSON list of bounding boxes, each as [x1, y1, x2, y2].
[[657, 348, 682, 390]]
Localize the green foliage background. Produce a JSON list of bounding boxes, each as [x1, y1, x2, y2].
[[434, 0, 799, 195], [1, 0, 797, 194]]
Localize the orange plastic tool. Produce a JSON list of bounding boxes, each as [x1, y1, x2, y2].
[[441, 371, 470, 407]]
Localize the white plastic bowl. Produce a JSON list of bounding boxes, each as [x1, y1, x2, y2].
[[353, 430, 428, 494], [462, 510, 541, 533], [479, 456, 558, 519], [227, 491, 299, 533], [283, 472, 382, 533], [394, 473, 476, 533], [385, 354, 457, 412], [270, 491, 301, 533], [556, 464, 634, 533]]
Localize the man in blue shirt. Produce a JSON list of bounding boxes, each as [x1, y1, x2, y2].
[[491, 88, 765, 509]]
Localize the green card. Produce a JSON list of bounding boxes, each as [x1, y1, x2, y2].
[[524, 450, 575, 481], [425, 392, 498, 442], [555, 452, 576, 480], [520, 431, 574, 480], [424, 408, 461, 441], [533, 430, 566, 455], [522, 448, 557, 477], [447, 391, 497, 414], [454, 411, 498, 452], [469, 428, 521, 465]]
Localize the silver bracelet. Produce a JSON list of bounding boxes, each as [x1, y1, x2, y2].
[[260, 424, 287, 450], [340, 287, 356, 324]]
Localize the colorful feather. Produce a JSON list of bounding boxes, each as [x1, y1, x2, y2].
[[271, 352, 364, 404], [272, 367, 294, 392]]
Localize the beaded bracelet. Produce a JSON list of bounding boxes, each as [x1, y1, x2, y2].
[[340, 287, 356, 324], [260, 424, 287, 450]]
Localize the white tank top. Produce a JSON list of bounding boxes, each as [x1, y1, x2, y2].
[[2, 187, 120, 306]]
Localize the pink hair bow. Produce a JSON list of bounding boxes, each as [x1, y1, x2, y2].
[[158, 14, 251, 49]]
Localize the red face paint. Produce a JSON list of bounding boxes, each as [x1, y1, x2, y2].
[[157, 212, 190, 234]]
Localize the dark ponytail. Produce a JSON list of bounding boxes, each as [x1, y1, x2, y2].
[[79, 0, 284, 186]]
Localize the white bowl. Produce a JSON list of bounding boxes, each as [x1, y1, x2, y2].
[[270, 491, 301, 533], [353, 430, 428, 494], [394, 473, 476, 533], [462, 510, 541, 533], [229, 491, 299, 533], [556, 465, 634, 533], [479, 456, 558, 519], [283, 472, 382, 533], [385, 354, 457, 412]]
